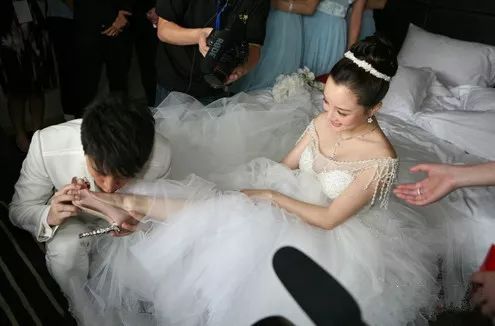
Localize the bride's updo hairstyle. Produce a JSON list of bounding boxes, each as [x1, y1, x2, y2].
[[329, 35, 398, 110]]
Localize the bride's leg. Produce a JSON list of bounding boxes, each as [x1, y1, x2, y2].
[[75, 190, 185, 222], [91, 192, 187, 220]]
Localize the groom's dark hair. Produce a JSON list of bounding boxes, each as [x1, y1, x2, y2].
[[81, 94, 155, 178]]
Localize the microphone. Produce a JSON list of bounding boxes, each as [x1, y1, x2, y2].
[[272, 246, 365, 326]]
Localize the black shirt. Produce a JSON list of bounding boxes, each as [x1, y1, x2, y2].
[[155, 0, 269, 98]]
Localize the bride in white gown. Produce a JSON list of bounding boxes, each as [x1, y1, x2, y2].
[[72, 36, 439, 326]]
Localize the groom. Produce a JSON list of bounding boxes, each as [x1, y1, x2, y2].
[[9, 96, 171, 316]]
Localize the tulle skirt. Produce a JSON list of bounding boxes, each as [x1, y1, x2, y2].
[[78, 159, 439, 326], [69, 89, 491, 324], [152, 91, 321, 180]]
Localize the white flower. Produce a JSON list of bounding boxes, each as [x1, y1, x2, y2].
[[272, 67, 324, 103]]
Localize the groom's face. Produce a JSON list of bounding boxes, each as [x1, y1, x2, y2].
[[85, 156, 129, 193]]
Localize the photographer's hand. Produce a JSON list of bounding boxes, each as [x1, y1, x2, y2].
[[224, 44, 261, 84], [225, 65, 249, 84], [198, 27, 213, 57]]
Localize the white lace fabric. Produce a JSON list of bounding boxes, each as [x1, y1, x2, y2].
[[298, 120, 398, 208]]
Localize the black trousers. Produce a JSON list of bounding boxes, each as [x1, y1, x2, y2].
[[75, 31, 132, 115], [47, 17, 77, 115], [129, 12, 158, 107]]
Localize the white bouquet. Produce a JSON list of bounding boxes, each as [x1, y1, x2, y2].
[[272, 67, 324, 103]]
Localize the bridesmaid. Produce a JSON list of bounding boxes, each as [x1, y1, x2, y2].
[[302, 0, 366, 77], [232, 0, 315, 92], [350, 0, 388, 40]]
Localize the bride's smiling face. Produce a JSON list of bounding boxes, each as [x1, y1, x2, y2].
[[323, 76, 372, 132]]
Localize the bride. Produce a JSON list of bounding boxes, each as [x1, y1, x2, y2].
[[71, 36, 439, 326]]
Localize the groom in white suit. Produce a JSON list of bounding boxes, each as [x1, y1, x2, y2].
[[9, 96, 172, 316]]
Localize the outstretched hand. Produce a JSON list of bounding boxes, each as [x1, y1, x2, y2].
[[47, 183, 82, 226], [393, 163, 457, 206]]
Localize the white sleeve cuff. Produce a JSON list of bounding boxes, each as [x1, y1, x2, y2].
[[37, 207, 59, 242]]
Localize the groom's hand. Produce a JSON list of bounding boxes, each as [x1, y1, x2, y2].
[[47, 183, 82, 226]]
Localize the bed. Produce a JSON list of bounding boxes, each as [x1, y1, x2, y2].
[[370, 0, 495, 309]]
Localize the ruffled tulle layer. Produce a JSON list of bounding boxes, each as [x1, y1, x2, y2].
[[152, 91, 321, 180], [79, 159, 439, 326]]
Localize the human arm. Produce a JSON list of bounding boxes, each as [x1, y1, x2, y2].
[[365, 0, 387, 9], [102, 11, 133, 37], [243, 168, 377, 230], [79, 191, 185, 224], [155, 0, 212, 48], [156, 17, 213, 54], [101, 0, 136, 37], [393, 162, 495, 206], [347, 0, 366, 48], [270, 0, 320, 15], [471, 271, 495, 318], [8, 132, 80, 241]]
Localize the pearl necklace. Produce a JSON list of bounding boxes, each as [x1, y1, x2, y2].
[[329, 124, 378, 159]]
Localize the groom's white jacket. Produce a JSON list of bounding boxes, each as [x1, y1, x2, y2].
[[9, 119, 172, 242]]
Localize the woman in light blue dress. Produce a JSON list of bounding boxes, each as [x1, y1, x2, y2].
[[302, 0, 366, 77], [233, 4, 305, 92], [359, 9, 376, 39]]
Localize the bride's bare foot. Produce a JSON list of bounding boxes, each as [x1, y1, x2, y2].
[[73, 189, 133, 225]]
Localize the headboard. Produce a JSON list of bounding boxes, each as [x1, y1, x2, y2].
[[374, 0, 495, 51]]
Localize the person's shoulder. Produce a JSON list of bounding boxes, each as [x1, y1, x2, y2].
[[366, 132, 397, 160]]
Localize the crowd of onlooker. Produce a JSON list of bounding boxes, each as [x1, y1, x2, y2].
[[0, 0, 385, 153]]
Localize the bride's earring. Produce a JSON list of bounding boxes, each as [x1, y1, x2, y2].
[[367, 116, 373, 124]]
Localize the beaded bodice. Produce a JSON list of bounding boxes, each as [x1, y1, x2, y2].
[[316, 0, 354, 17], [298, 120, 398, 207]]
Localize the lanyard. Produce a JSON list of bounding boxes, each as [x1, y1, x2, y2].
[[215, 0, 229, 30]]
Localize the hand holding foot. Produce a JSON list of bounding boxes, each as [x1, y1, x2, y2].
[[73, 189, 141, 233]]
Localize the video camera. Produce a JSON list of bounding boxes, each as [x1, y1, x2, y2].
[[201, 11, 249, 89]]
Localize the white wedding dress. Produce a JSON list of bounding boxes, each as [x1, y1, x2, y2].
[[75, 115, 440, 326]]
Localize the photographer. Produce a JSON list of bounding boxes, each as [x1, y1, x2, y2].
[[154, 0, 270, 105]]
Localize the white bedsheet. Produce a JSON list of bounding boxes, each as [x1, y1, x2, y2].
[[378, 112, 495, 308]]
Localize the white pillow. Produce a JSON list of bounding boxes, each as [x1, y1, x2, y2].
[[414, 110, 495, 160], [398, 24, 495, 87], [380, 65, 435, 120], [461, 86, 495, 111]]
